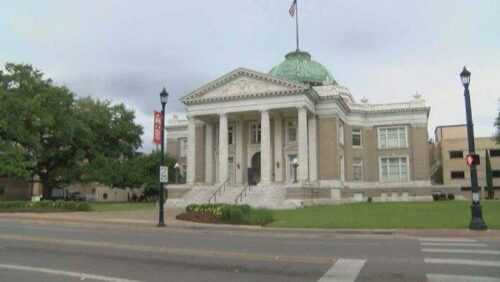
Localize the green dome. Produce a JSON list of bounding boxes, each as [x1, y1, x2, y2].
[[269, 51, 337, 86]]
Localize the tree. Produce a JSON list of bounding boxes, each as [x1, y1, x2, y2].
[[0, 63, 144, 197], [0, 64, 86, 197]]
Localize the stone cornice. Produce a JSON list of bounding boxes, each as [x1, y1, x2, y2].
[[181, 68, 309, 105]]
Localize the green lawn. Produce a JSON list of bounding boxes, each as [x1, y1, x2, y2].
[[269, 201, 500, 229], [89, 202, 156, 212]]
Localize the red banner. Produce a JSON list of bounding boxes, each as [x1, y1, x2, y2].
[[153, 111, 163, 145]]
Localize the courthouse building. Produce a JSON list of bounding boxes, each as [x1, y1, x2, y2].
[[166, 49, 432, 200]]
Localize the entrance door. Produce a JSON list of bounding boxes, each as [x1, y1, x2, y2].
[[248, 152, 261, 185], [228, 157, 235, 185]]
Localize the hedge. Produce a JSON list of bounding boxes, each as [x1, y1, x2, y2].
[[0, 201, 92, 212], [185, 204, 273, 226]]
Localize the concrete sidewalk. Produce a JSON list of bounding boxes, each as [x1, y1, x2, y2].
[[0, 209, 499, 240]]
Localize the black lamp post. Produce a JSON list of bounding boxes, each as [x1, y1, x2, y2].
[[460, 66, 487, 230], [292, 158, 299, 183], [158, 87, 168, 227]]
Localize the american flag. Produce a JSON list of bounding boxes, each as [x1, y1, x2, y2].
[[289, 0, 297, 17]]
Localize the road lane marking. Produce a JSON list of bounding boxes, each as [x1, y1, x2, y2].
[[420, 242, 487, 247], [0, 234, 334, 265], [0, 263, 141, 282], [427, 274, 500, 282], [317, 259, 366, 282], [422, 248, 500, 255], [419, 238, 476, 243], [425, 258, 500, 267]]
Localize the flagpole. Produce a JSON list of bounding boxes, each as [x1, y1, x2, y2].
[[295, 0, 300, 51]]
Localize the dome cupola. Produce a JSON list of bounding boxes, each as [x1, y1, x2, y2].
[[269, 50, 336, 86]]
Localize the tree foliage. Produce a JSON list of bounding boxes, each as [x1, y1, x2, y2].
[[496, 110, 500, 144], [0, 63, 146, 197]]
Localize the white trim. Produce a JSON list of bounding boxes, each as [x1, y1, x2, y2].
[[338, 119, 344, 146], [378, 155, 410, 183]]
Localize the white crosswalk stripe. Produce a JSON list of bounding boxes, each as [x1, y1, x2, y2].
[[317, 259, 366, 282], [427, 274, 500, 282], [422, 248, 500, 255], [421, 242, 487, 247], [421, 238, 500, 281]]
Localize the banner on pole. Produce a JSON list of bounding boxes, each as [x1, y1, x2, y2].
[[153, 111, 163, 145]]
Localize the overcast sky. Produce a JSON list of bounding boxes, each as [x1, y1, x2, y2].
[[2, 0, 499, 151]]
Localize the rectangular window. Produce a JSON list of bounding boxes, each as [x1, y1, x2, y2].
[[352, 128, 362, 146], [492, 170, 500, 178], [179, 138, 187, 158], [228, 125, 234, 145], [339, 121, 344, 145], [250, 122, 261, 144], [490, 149, 500, 157], [378, 127, 407, 149], [380, 157, 408, 182], [451, 171, 465, 179], [286, 120, 297, 143], [449, 150, 464, 159], [352, 160, 363, 181]]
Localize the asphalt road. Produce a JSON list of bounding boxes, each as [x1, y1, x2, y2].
[[0, 220, 498, 282]]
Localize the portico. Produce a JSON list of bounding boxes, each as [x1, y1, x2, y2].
[[186, 105, 317, 186]]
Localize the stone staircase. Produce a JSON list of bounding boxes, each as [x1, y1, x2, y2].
[[237, 185, 300, 209], [166, 184, 219, 208]]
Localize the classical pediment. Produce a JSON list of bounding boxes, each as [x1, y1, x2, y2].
[[182, 68, 308, 105]]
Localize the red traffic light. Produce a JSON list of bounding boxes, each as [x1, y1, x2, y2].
[[466, 154, 480, 166]]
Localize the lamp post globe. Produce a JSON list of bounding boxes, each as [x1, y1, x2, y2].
[[158, 87, 169, 227], [174, 162, 180, 184], [460, 67, 487, 230]]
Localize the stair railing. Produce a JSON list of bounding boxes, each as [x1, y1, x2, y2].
[[234, 184, 251, 204], [208, 179, 229, 204]]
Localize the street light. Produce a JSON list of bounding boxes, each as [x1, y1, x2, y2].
[[158, 87, 169, 227], [292, 158, 299, 183], [460, 66, 487, 230], [174, 162, 180, 184]]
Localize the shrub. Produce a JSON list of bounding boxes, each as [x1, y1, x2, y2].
[[0, 201, 92, 212], [246, 208, 273, 226], [184, 204, 274, 226]]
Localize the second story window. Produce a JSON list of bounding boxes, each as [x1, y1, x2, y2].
[[378, 126, 407, 149], [286, 120, 297, 143], [179, 138, 187, 158], [352, 128, 362, 146], [228, 125, 234, 145], [339, 121, 344, 145], [490, 149, 500, 157], [250, 122, 261, 144], [449, 150, 463, 159]]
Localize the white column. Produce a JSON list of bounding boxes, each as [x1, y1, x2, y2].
[[260, 110, 272, 185], [235, 119, 245, 184], [218, 113, 228, 183], [298, 107, 309, 183], [187, 116, 196, 184], [205, 122, 214, 184], [274, 114, 284, 182], [308, 114, 318, 182]]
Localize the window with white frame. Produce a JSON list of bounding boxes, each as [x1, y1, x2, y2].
[[228, 125, 234, 145], [380, 156, 408, 182], [352, 160, 363, 181], [179, 138, 188, 158], [286, 120, 297, 143], [352, 128, 362, 146], [378, 127, 407, 149], [250, 122, 261, 144], [339, 121, 344, 145]]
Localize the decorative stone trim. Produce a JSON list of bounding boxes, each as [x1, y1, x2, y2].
[[181, 68, 308, 104]]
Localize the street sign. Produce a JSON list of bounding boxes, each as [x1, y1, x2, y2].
[[466, 154, 480, 167], [159, 166, 168, 183]]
